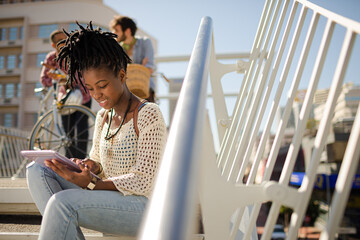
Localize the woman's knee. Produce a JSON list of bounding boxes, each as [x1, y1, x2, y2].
[[26, 162, 44, 179], [45, 190, 76, 216]]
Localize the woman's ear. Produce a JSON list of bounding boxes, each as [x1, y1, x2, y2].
[[118, 69, 126, 84]]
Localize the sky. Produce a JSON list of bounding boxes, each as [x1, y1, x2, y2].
[[103, 0, 360, 149], [103, 0, 360, 56]]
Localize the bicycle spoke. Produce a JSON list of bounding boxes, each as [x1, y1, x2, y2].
[[38, 125, 61, 139], [30, 105, 96, 158], [76, 123, 95, 137]]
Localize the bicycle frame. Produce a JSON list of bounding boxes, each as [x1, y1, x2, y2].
[[35, 80, 67, 142]]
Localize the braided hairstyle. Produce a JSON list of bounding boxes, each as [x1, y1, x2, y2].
[[57, 21, 132, 90]]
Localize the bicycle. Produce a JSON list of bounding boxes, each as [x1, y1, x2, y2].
[[28, 65, 96, 158]]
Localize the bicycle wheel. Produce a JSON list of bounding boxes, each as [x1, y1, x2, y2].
[[29, 105, 96, 158]]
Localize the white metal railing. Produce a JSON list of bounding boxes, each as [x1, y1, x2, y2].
[[139, 16, 212, 240], [0, 126, 30, 178], [139, 0, 360, 240]]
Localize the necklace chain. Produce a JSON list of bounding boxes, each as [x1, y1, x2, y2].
[[104, 97, 132, 140]]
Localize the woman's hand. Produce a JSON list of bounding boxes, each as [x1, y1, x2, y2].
[[45, 159, 91, 188], [71, 158, 101, 175]]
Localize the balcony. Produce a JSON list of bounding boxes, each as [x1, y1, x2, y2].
[[0, 68, 21, 76], [0, 97, 19, 106], [0, 39, 23, 48]]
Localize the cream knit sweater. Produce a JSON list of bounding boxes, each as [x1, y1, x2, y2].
[[89, 103, 167, 197]]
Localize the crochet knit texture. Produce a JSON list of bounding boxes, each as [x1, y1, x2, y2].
[[89, 103, 167, 197]]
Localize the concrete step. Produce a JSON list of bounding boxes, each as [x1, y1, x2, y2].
[[0, 215, 205, 240], [0, 214, 133, 239], [0, 178, 205, 240], [0, 232, 136, 240], [0, 178, 38, 215]]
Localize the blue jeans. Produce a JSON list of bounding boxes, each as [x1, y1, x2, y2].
[[26, 162, 148, 240]]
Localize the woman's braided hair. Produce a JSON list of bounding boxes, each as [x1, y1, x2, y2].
[[57, 21, 132, 90]]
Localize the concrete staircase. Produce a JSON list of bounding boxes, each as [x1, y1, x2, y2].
[[0, 178, 204, 240]]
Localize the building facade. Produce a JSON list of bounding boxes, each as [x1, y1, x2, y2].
[[0, 0, 157, 131]]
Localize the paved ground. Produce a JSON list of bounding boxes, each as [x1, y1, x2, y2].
[[0, 214, 41, 232]]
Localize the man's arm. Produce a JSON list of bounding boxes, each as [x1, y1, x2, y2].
[[40, 51, 57, 87]]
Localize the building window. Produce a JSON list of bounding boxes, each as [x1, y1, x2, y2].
[[68, 23, 86, 32], [36, 53, 47, 67], [18, 54, 22, 68], [34, 82, 43, 96], [0, 28, 6, 41], [38, 24, 58, 38], [9, 27, 17, 40], [0, 56, 4, 69], [17, 83, 21, 98], [35, 82, 42, 89], [4, 113, 12, 128], [19, 26, 24, 40], [7, 55, 16, 69], [5, 83, 15, 98]]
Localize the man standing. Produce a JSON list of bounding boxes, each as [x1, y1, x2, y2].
[[110, 16, 156, 102]]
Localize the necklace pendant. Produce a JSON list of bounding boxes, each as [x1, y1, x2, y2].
[[104, 96, 132, 140]]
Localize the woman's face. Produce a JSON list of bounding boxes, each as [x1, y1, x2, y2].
[[83, 66, 126, 110]]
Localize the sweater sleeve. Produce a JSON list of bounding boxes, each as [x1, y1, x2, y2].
[[40, 51, 56, 87], [109, 104, 167, 196]]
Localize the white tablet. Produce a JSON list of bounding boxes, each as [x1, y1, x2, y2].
[[21, 150, 99, 179], [21, 150, 81, 172]]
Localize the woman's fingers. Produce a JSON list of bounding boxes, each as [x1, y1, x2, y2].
[[45, 159, 69, 178], [82, 159, 99, 174], [45, 159, 91, 188]]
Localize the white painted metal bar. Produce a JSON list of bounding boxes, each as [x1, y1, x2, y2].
[[288, 28, 357, 240], [220, 0, 278, 179], [228, 0, 284, 183], [216, 0, 272, 169], [246, 0, 298, 186], [155, 52, 250, 63], [139, 16, 212, 240], [228, 1, 292, 235], [0, 127, 29, 178], [243, 6, 321, 240], [298, 0, 360, 34], [262, 17, 335, 240], [209, 37, 233, 141], [320, 105, 360, 240], [233, 0, 291, 184]]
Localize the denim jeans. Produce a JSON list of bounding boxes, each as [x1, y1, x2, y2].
[[26, 161, 148, 240]]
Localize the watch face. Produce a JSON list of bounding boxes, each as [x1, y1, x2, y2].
[[87, 182, 96, 190]]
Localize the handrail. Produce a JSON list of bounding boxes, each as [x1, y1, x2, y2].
[[0, 126, 30, 178], [139, 16, 213, 240]]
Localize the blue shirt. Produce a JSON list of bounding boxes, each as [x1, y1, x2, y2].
[[132, 37, 155, 89]]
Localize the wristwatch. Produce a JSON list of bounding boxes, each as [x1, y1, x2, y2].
[[86, 175, 98, 190]]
